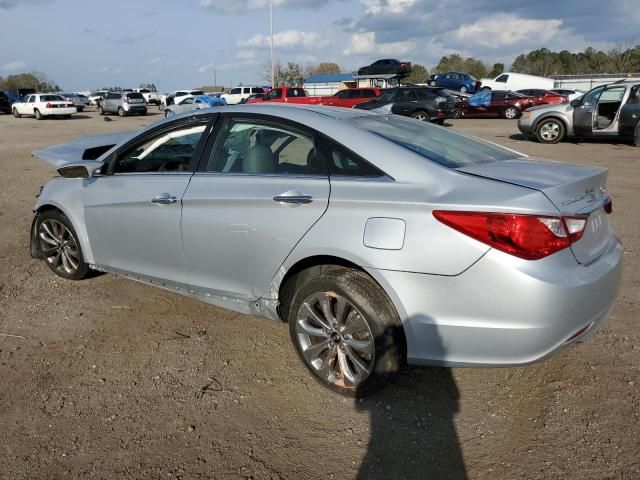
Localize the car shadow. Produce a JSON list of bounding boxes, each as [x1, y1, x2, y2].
[[508, 133, 638, 147], [356, 318, 467, 479]]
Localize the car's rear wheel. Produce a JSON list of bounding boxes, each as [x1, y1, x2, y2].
[[411, 111, 429, 122], [12, 108, 20, 118], [118, 107, 126, 117], [35, 211, 89, 280], [460, 86, 468, 93], [34, 109, 42, 120], [288, 269, 405, 398], [536, 118, 566, 144], [503, 107, 519, 119]]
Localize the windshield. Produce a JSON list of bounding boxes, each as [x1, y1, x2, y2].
[[347, 114, 523, 168]]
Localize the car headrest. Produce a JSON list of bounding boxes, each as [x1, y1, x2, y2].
[[243, 144, 276, 174]]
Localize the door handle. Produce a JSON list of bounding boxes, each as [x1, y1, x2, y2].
[[151, 194, 177, 205], [273, 193, 313, 204]]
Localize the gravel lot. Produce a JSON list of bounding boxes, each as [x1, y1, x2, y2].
[[0, 108, 638, 480]]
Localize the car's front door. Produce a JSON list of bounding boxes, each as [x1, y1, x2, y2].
[[181, 114, 330, 299], [83, 116, 215, 283], [573, 85, 605, 136]]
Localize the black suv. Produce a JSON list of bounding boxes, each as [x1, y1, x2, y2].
[[0, 92, 12, 114], [355, 87, 457, 124]]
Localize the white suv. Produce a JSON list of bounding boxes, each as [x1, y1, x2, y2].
[[221, 86, 264, 105]]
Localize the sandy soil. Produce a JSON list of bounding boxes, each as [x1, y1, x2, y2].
[[0, 108, 638, 480]]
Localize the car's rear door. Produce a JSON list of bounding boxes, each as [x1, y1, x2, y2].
[[181, 113, 330, 299], [83, 115, 216, 284]]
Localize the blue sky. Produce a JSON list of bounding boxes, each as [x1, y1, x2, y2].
[[0, 0, 638, 92]]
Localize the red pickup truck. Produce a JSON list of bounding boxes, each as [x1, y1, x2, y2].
[[245, 87, 323, 105], [321, 88, 382, 108], [245, 86, 382, 108]]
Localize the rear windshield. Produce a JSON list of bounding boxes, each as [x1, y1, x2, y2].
[[191, 90, 205, 96], [347, 114, 523, 168], [126, 92, 144, 99], [41, 95, 65, 101]]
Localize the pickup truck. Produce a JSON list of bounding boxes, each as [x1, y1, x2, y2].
[[321, 88, 382, 108], [134, 88, 161, 105], [245, 87, 324, 105]]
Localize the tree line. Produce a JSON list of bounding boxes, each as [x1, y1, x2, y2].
[[0, 72, 60, 92]]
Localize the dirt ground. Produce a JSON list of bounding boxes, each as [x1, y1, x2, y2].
[[0, 108, 638, 480]]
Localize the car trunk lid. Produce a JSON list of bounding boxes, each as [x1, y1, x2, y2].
[[457, 159, 611, 264]]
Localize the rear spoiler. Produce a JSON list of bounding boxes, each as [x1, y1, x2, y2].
[[32, 131, 135, 167]]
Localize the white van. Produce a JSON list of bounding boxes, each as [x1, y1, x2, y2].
[[480, 72, 554, 92], [221, 86, 264, 105]]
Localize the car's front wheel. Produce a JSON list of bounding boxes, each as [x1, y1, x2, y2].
[[536, 118, 566, 144], [35, 210, 89, 280], [460, 86, 468, 93], [430, 80, 437, 87], [288, 268, 405, 397]]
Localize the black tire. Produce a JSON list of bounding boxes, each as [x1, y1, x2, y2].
[[288, 268, 405, 398], [502, 106, 520, 119], [429, 80, 437, 87], [432, 118, 445, 125], [77, 107, 84, 112], [35, 210, 89, 280], [139, 109, 147, 116], [535, 118, 566, 144], [411, 110, 430, 122], [34, 109, 42, 120], [118, 107, 126, 117], [12, 108, 20, 118], [460, 86, 468, 93]]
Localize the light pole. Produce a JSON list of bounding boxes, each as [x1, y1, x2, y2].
[[270, 0, 275, 87]]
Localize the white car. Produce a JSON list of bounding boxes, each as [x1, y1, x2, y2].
[[480, 72, 554, 92], [12, 93, 76, 119], [134, 88, 162, 105], [89, 91, 109, 106], [160, 89, 205, 109], [220, 86, 264, 105]]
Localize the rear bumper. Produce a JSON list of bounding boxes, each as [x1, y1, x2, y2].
[[124, 104, 147, 112], [431, 109, 457, 121], [369, 236, 623, 367], [42, 107, 77, 116]]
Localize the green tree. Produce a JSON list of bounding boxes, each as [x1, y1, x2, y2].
[[489, 63, 504, 77], [0, 71, 60, 92], [311, 62, 341, 75], [275, 62, 306, 86], [402, 63, 429, 84]]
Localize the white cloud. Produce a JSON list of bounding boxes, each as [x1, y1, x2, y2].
[[361, 0, 417, 15], [343, 31, 415, 56], [453, 14, 562, 48], [1, 60, 26, 71], [148, 57, 163, 65], [238, 30, 328, 50], [237, 49, 257, 60]]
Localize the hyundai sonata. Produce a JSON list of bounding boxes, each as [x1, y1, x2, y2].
[[30, 105, 622, 397]]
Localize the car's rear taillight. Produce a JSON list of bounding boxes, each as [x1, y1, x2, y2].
[[45, 103, 53, 108], [433, 211, 587, 260]]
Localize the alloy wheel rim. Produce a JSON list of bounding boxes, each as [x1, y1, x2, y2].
[[540, 122, 560, 140], [296, 292, 375, 387], [414, 113, 427, 121], [505, 108, 517, 119], [38, 219, 81, 275]]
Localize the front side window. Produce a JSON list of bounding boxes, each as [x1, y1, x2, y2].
[[112, 123, 207, 174], [107, 93, 120, 100], [264, 89, 282, 100], [206, 118, 323, 175], [362, 90, 376, 98], [495, 74, 509, 83], [180, 97, 195, 105], [581, 86, 605, 106]]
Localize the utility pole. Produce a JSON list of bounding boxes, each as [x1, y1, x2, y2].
[[270, 0, 275, 87], [213, 65, 217, 89]]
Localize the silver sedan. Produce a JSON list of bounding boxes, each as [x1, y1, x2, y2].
[[30, 105, 622, 397]]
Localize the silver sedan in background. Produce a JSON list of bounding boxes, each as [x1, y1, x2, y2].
[[30, 105, 622, 397]]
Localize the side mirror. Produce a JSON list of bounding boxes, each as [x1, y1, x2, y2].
[[57, 161, 104, 178], [570, 98, 581, 107]]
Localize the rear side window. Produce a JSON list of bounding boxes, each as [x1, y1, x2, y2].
[[288, 88, 305, 97], [347, 114, 523, 169], [251, 87, 263, 94], [324, 141, 386, 177], [495, 74, 509, 83]]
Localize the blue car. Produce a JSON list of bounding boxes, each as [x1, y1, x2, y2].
[[429, 72, 481, 93]]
